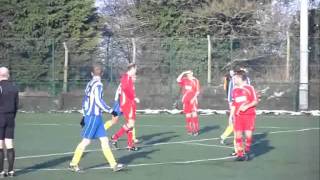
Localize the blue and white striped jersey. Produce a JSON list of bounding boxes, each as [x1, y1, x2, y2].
[[82, 76, 112, 116]]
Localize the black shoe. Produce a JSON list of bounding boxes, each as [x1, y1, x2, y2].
[[235, 156, 246, 161], [7, 171, 15, 177], [111, 136, 118, 149], [0, 171, 6, 178], [127, 146, 139, 151], [112, 163, 127, 172], [244, 152, 253, 161]]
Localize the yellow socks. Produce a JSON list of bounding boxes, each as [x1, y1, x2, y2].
[[220, 125, 233, 140], [104, 120, 113, 130], [70, 145, 84, 166], [102, 147, 117, 168]]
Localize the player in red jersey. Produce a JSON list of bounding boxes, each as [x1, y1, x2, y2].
[[177, 70, 200, 136], [111, 63, 139, 151], [229, 70, 258, 161]]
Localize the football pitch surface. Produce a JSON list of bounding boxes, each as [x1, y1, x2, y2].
[[12, 113, 319, 180]]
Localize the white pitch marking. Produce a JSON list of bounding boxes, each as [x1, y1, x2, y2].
[[15, 156, 235, 172], [20, 123, 300, 130], [15, 127, 320, 160], [183, 142, 234, 149]]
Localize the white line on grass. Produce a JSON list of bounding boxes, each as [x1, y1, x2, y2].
[[183, 142, 234, 149], [15, 127, 320, 160], [21, 123, 302, 130], [15, 156, 235, 172]]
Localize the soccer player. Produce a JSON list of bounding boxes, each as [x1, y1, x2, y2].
[[104, 78, 139, 143], [111, 63, 139, 151], [177, 70, 200, 136], [229, 70, 258, 161], [0, 67, 19, 177], [69, 64, 125, 172], [220, 70, 235, 145]]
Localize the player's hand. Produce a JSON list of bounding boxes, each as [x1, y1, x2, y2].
[[239, 104, 248, 112], [135, 98, 140, 103], [80, 116, 85, 128], [111, 110, 118, 117]]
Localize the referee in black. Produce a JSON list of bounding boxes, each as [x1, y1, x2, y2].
[[0, 67, 19, 177]]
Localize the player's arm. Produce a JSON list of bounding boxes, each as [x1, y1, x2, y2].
[[229, 105, 235, 125], [227, 80, 233, 103], [94, 84, 115, 115], [176, 71, 191, 83]]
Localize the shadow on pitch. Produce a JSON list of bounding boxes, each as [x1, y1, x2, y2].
[[139, 131, 176, 142], [200, 125, 220, 134], [143, 133, 180, 145], [16, 152, 88, 176], [87, 149, 160, 170], [251, 133, 274, 158]]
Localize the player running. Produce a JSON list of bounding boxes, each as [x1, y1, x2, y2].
[[69, 64, 125, 172], [177, 70, 200, 136], [111, 63, 139, 151], [104, 81, 139, 143], [229, 70, 258, 161]]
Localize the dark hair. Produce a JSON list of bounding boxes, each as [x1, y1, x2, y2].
[[235, 70, 247, 81], [127, 63, 136, 70]]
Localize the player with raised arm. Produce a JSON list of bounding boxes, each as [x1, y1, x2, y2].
[[69, 64, 125, 172], [111, 63, 139, 151], [229, 70, 258, 161], [177, 70, 200, 136]]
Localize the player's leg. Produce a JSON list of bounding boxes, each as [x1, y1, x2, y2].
[[4, 138, 15, 176], [69, 138, 91, 171], [244, 130, 253, 158], [99, 137, 126, 171], [183, 102, 193, 134], [4, 114, 16, 177], [234, 116, 245, 161], [126, 119, 137, 150], [234, 130, 245, 161], [104, 116, 119, 130], [243, 115, 255, 160], [0, 126, 5, 177], [220, 109, 234, 144], [69, 115, 96, 171], [191, 111, 199, 136], [132, 127, 139, 143]]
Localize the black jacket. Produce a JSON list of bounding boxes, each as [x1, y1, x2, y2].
[[0, 80, 19, 114]]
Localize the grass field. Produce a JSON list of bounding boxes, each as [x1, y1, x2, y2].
[[10, 113, 320, 180]]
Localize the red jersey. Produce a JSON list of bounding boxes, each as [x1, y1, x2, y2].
[[120, 73, 136, 109], [178, 77, 200, 103], [232, 85, 257, 115]]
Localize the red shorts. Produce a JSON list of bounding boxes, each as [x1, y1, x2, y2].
[[234, 114, 256, 131], [121, 104, 136, 121], [183, 101, 198, 114]]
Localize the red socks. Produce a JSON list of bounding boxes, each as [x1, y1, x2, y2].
[[113, 125, 129, 141], [127, 130, 133, 148], [192, 116, 199, 133], [236, 137, 244, 157], [186, 117, 193, 133], [245, 137, 252, 153]]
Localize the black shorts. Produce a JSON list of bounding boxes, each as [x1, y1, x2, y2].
[[0, 113, 16, 140]]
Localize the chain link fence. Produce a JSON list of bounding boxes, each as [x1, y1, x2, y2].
[[0, 36, 319, 111]]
